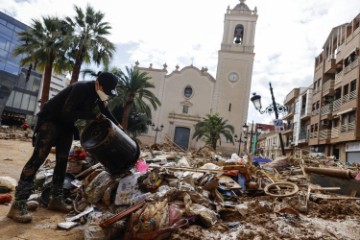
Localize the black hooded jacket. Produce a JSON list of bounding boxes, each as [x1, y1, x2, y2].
[[38, 81, 119, 125]]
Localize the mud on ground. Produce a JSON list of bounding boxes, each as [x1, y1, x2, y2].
[[1, 139, 360, 240]]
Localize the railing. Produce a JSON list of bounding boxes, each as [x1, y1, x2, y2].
[[349, 90, 357, 101], [344, 57, 359, 74], [319, 129, 331, 140], [333, 98, 341, 111], [331, 126, 339, 138], [320, 103, 333, 115], [342, 90, 357, 103], [335, 70, 343, 84], [322, 80, 334, 92], [340, 122, 356, 132], [348, 121, 356, 131]]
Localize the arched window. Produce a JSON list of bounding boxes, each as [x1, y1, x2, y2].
[[234, 24, 244, 44]]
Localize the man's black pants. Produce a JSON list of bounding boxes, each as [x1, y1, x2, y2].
[[15, 120, 73, 200]]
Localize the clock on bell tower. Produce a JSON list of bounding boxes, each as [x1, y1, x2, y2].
[[212, 0, 258, 136]]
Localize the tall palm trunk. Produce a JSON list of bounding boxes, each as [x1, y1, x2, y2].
[[121, 95, 135, 130], [70, 44, 86, 84], [40, 62, 53, 109], [121, 102, 132, 130]]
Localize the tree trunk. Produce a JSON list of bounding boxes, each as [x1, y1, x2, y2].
[[70, 45, 85, 85], [121, 101, 132, 130], [212, 140, 217, 151], [40, 62, 53, 109]]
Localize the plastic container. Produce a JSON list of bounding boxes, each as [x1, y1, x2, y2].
[[80, 118, 140, 175]]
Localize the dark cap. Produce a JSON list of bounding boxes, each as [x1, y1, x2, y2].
[[97, 72, 118, 96]]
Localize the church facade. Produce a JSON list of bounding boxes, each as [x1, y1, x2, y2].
[[138, 1, 258, 153]]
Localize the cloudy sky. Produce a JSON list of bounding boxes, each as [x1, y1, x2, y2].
[[2, 0, 360, 124]]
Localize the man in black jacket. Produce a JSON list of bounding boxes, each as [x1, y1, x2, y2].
[[8, 72, 120, 223]]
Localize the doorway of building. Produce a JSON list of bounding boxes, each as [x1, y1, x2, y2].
[[174, 127, 190, 150]]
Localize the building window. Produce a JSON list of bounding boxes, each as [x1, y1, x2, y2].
[[343, 84, 349, 96], [184, 86, 193, 99], [228, 103, 232, 112], [350, 80, 356, 92], [182, 105, 189, 114]]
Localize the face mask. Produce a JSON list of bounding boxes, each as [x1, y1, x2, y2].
[[96, 90, 109, 102]]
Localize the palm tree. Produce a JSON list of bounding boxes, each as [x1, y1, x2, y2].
[[192, 113, 235, 151], [114, 66, 161, 130], [13, 17, 73, 108], [66, 4, 115, 84]]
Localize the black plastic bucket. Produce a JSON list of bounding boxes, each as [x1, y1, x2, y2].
[[80, 118, 140, 175]]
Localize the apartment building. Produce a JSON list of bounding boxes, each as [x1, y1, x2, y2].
[[283, 86, 313, 154], [257, 131, 282, 160], [282, 88, 300, 154], [0, 11, 68, 126], [309, 13, 360, 163]]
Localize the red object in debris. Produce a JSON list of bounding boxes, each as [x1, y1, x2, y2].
[[21, 123, 29, 129], [0, 193, 12, 204], [78, 151, 87, 160]]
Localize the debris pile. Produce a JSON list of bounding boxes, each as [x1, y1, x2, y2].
[[2, 141, 360, 240]]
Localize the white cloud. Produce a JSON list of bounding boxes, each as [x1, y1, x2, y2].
[[2, 0, 360, 124]]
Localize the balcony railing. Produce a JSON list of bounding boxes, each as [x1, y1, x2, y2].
[[335, 70, 343, 84], [331, 126, 339, 138], [344, 58, 359, 74], [320, 103, 333, 115], [342, 90, 356, 103], [322, 80, 334, 92], [349, 90, 357, 101], [319, 129, 331, 140], [340, 122, 356, 132], [349, 121, 356, 131], [333, 98, 341, 111]]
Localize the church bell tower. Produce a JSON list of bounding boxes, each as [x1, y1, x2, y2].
[[213, 0, 258, 136]]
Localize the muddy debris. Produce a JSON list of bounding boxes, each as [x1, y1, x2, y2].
[[1, 135, 360, 240]]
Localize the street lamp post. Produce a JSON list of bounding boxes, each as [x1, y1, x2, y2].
[[252, 125, 263, 154], [151, 123, 164, 144], [250, 82, 287, 156], [234, 123, 248, 156]]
